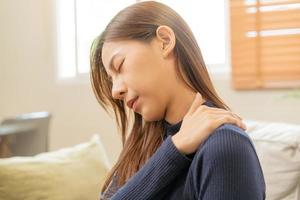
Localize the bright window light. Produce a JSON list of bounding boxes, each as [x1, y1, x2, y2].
[[56, 0, 229, 79], [55, 0, 77, 78], [156, 0, 226, 65]]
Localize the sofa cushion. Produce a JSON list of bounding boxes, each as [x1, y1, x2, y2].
[[246, 120, 300, 200], [0, 134, 111, 200]]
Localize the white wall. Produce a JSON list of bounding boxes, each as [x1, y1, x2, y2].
[[212, 76, 300, 124], [0, 0, 299, 164], [0, 0, 122, 164]]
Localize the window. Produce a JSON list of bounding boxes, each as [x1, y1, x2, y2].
[[230, 0, 300, 89], [55, 0, 229, 79]]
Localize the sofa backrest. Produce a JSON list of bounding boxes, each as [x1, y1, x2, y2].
[[246, 120, 300, 200]]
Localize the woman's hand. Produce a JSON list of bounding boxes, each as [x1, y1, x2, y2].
[[172, 92, 247, 155]]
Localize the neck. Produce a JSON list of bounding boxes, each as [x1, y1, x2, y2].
[[164, 89, 205, 125]]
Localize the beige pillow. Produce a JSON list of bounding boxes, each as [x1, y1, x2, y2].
[[0, 134, 111, 200], [246, 120, 300, 200]]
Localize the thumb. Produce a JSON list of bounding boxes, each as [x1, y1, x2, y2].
[[186, 92, 203, 116]]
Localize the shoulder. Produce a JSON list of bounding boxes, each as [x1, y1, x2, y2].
[[188, 125, 266, 198], [196, 124, 258, 162]]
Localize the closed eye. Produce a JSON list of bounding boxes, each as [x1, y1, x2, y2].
[[118, 59, 125, 72], [107, 58, 125, 81]]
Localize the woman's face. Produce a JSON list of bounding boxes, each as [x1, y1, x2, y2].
[[101, 38, 177, 122]]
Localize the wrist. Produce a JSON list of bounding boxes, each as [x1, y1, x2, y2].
[[171, 133, 189, 155]]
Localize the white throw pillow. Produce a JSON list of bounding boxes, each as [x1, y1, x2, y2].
[[0, 134, 111, 200], [245, 120, 300, 200]]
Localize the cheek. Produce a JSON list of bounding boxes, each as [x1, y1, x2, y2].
[[139, 65, 169, 93], [124, 56, 170, 120], [127, 66, 165, 94]]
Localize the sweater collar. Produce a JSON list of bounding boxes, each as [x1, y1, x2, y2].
[[163, 100, 215, 139]]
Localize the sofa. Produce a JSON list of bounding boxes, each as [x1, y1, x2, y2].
[[245, 120, 300, 200], [0, 120, 299, 200]]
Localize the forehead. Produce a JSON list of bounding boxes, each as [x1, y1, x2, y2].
[[101, 39, 150, 66], [102, 40, 134, 75], [101, 41, 124, 67]]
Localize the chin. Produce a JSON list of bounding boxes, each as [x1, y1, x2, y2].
[[140, 109, 165, 122]]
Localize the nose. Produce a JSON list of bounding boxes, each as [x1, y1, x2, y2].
[[111, 77, 127, 100]]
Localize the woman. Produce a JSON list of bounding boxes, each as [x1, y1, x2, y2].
[[90, 1, 266, 199]]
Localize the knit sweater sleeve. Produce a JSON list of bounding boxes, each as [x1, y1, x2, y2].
[[100, 135, 192, 200], [196, 124, 266, 200]]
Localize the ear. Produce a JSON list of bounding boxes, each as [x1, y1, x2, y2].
[[155, 25, 176, 58]]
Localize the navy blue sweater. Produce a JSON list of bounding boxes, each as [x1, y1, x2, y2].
[[100, 101, 266, 199]]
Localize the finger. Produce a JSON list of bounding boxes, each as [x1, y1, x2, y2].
[[193, 106, 231, 118], [218, 111, 243, 121], [215, 111, 246, 129], [216, 115, 247, 130], [232, 113, 242, 120], [227, 111, 243, 120], [186, 92, 204, 116], [196, 107, 242, 121], [193, 105, 247, 130]]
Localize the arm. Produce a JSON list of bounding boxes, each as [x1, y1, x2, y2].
[[197, 125, 266, 200], [101, 135, 192, 200]]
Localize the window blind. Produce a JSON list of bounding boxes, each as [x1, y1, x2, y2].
[[230, 0, 300, 89]]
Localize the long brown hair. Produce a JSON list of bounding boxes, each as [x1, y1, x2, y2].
[[90, 1, 230, 194]]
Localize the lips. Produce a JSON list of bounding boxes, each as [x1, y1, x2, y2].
[[126, 96, 139, 109]]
